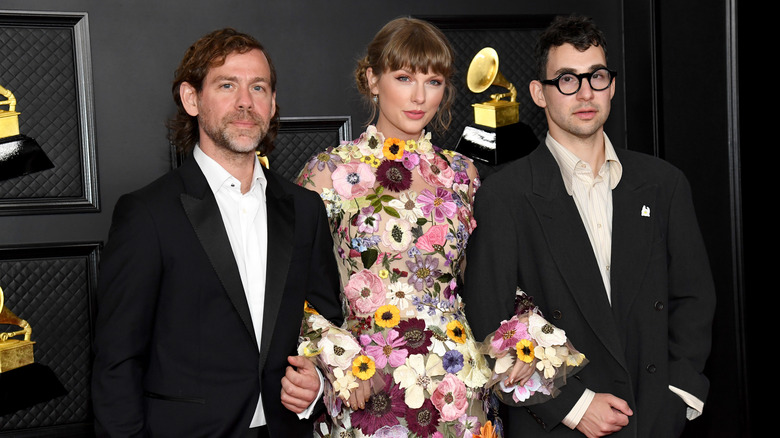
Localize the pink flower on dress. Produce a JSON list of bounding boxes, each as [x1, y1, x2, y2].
[[331, 162, 376, 199], [344, 269, 386, 316], [415, 224, 449, 253], [431, 373, 468, 421], [418, 153, 455, 188], [491, 317, 530, 352], [418, 188, 458, 223], [361, 329, 409, 368]]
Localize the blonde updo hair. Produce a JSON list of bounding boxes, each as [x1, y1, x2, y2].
[[355, 17, 455, 133]]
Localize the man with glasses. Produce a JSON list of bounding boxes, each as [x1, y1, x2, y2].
[[464, 15, 715, 437]]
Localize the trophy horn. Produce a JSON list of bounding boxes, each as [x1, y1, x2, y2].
[[466, 47, 517, 102]]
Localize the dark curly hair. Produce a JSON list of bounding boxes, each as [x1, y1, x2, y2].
[[167, 28, 280, 156], [534, 15, 609, 81]]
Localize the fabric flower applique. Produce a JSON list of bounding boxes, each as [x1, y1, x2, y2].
[[528, 312, 567, 347], [430, 373, 468, 421], [418, 153, 455, 188], [393, 353, 446, 409], [381, 217, 413, 252], [344, 269, 386, 316], [406, 255, 442, 291], [416, 224, 450, 254], [382, 137, 406, 160], [395, 318, 433, 355], [307, 149, 342, 173], [319, 328, 363, 370], [361, 329, 408, 369], [355, 206, 382, 234], [350, 373, 406, 435], [405, 398, 441, 437], [418, 188, 458, 223], [376, 160, 413, 192], [331, 161, 376, 200], [387, 191, 424, 222], [386, 282, 415, 313]]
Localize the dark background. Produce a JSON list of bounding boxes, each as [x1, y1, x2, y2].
[[0, 0, 750, 437]]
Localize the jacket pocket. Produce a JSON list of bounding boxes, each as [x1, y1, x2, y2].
[[144, 390, 205, 404]]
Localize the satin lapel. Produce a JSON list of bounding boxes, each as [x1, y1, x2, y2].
[[258, 170, 294, 370], [526, 147, 625, 364], [609, 152, 657, 332], [178, 159, 256, 347]]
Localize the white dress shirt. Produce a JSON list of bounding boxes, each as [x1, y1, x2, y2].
[[193, 146, 320, 427]]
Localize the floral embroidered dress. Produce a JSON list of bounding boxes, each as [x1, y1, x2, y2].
[[296, 126, 586, 438], [297, 126, 498, 437]]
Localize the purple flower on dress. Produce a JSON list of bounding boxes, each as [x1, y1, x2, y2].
[[418, 188, 458, 223], [307, 150, 342, 172], [406, 255, 441, 291], [405, 398, 441, 437], [400, 150, 420, 170], [442, 349, 464, 374], [396, 318, 433, 355], [361, 329, 409, 368], [376, 160, 413, 192], [350, 373, 407, 435], [356, 206, 381, 234]]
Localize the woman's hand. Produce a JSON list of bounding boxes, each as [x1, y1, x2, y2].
[[346, 378, 372, 410], [506, 357, 536, 388]]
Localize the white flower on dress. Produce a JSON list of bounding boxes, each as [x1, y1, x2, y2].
[[528, 312, 567, 347], [387, 191, 424, 222], [392, 353, 446, 409], [386, 282, 415, 312], [332, 367, 359, 400], [381, 217, 413, 252], [534, 345, 564, 379], [320, 329, 362, 370]]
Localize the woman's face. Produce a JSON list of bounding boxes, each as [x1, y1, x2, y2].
[[367, 67, 446, 141]]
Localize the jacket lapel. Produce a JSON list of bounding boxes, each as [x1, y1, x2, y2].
[[526, 146, 625, 365], [609, 150, 656, 331], [258, 170, 295, 370], [177, 158, 257, 347]]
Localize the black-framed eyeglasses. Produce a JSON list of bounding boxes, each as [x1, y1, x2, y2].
[[541, 68, 617, 95]]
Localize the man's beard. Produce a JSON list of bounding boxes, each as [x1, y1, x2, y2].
[[200, 109, 269, 154]]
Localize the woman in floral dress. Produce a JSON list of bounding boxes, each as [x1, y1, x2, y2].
[[296, 17, 585, 438]]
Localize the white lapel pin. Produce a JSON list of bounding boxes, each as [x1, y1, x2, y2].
[[641, 205, 651, 217]]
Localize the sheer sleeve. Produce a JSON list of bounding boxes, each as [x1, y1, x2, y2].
[[478, 289, 587, 406]]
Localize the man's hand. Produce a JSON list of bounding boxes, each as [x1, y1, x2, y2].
[[281, 355, 321, 414], [576, 393, 632, 437]]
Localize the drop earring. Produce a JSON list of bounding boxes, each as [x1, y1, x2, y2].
[[372, 94, 379, 103]]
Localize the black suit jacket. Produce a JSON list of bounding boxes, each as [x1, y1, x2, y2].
[[464, 144, 715, 437], [92, 157, 342, 437]]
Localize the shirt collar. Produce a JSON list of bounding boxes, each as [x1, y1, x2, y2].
[[544, 132, 622, 194], [193, 144, 267, 195]]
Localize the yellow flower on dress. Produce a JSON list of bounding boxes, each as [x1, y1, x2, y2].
[[405, 139, 418, 152], [303, 300, 319, 315], [352, 354, 376, 380], [378, 269, 389, 279], [516, 338, 535, 363], [375, 304, 401, 328], [383, 138, 406, 160], [534, 345, 563, 379], [361, 154, 381, 168], [446, 320, 467, 343]]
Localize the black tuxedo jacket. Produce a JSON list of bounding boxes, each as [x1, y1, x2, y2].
[[92, 157, 342, 437], [464, 144, 715, 437]]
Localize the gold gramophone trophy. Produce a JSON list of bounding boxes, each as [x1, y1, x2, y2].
[[0, 286, 35, 373], [467, 47, 520, 128], [0, 84, 54, 179], [455, 48, 537, 166]]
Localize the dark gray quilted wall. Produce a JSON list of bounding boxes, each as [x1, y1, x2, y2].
[[268, 117, 352, 181], [0, 26, 83, 199], [0, 244, 98, 435]]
